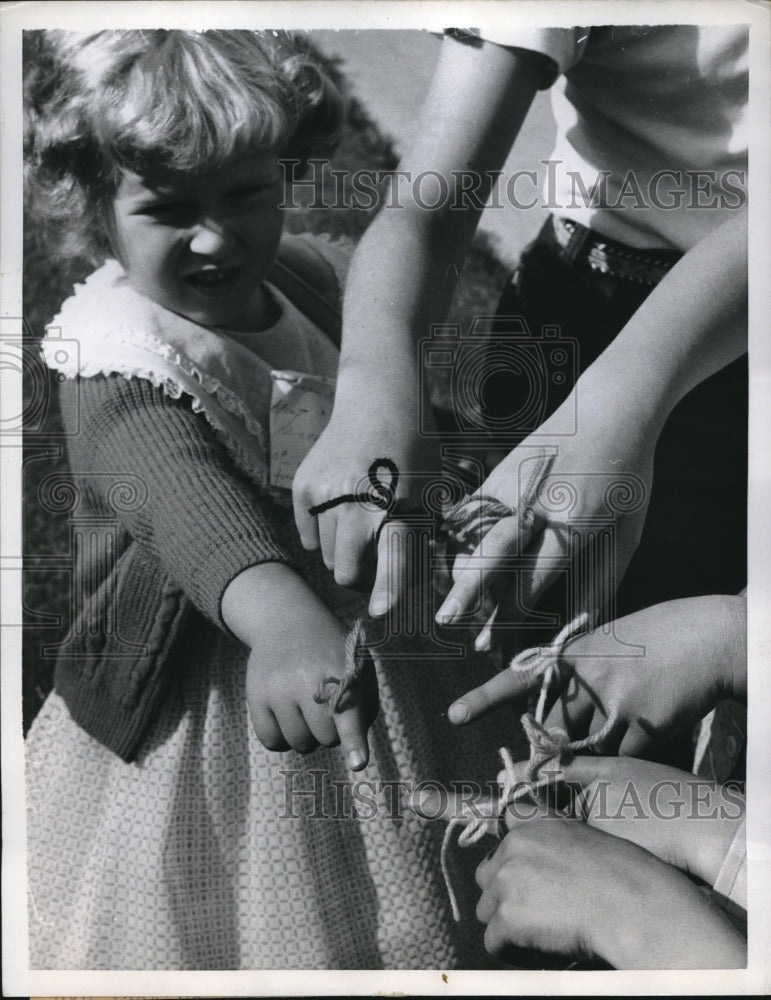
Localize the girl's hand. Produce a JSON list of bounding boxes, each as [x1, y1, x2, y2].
[[222, 563, 379, 769], [449, 595, 746, 755], [292, 392, 442, 616], [436, 373, 654, 649], [500, 755, 745, 888], [476, 811, 746, 968]]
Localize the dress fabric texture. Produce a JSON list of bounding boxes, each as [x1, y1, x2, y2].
[[27, 242, 519, 970]]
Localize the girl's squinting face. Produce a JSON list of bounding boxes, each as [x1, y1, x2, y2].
[[109, 151, 285, 331]]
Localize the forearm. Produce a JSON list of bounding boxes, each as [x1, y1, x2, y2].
[[67, 375, 292, 626], [576, 207, 747, 439], [335, 207, 460, 405], [335, 38, 544, 398]]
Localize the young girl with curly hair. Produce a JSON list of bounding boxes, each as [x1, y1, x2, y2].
[[24, 29, 507, 971]]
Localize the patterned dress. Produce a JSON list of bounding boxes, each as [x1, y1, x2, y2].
[[26, 243, 522, 970]]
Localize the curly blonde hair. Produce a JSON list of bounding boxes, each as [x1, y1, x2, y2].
[[24, 29, 345, 264]]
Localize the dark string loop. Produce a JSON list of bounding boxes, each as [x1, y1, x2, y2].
[[308, 458, 399, 517]]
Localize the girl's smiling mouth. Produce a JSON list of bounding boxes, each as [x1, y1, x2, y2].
[[184, 265, 244, 295]]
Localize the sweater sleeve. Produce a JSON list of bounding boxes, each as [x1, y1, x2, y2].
[[60, 373, 295, 629]]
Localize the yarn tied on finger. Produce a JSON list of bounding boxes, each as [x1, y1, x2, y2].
[[439, 446, 550, 556], [441, 493, 522, 554], [314, 616, 371, 712], [508, 610, 616, 795], [438, 609, 618, 921]]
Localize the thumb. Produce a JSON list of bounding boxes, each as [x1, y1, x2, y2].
[[618, 718, 655, 757]]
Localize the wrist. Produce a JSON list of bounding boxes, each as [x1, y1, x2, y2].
[[574, 349, 670, 445], [590, 840, 671, 967], [220, 561, 306, 646], [602, 845, 745, 969], [681, 595, 746, 703]]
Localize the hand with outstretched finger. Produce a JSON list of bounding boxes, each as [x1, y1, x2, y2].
[[449, 595, 746, 757], [436, 378, 654, 651]]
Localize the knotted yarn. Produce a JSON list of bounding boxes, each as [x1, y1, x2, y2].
[[314, 616, 371, 712], [438, 610, 617, 922], [440, 450, 550, 558]]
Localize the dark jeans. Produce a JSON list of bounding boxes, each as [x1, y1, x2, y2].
[[481, 217, 747, 619]]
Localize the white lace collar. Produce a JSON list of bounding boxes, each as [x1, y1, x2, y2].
[[41, 259, 336, 504]]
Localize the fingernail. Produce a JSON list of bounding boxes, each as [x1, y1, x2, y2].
[[369, 598, 388, 617], [437, 600, 458, 624], [475, 632, 491, 652], [347, 749, 365, 770], [448, 702, 468, 725]]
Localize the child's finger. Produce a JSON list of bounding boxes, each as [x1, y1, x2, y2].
[[316, 507, 340, 573], [275, 706, 319, 754], [304, 703, 341, 749], [292, 476, 321, 552], [250, 706, 291, 753], [333, 703, 371, 771], [436, 517, 523, 625], [406, 786, 499, 824], [518, 526, 568, 619], [369, 518, 412, 616], [542, 679, 595, 741], [331, 660, 378, 771], [448, 665, 537, 725], [474, 604, 499, 652], [369, 519, 399, 616], [332, 507, 377, 590]]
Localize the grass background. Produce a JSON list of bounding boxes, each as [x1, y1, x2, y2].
[[22, 48, 510, 732]]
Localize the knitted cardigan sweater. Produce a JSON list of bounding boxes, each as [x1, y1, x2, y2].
[[55, 373, 299, 761], [45, 234, 347, 762]]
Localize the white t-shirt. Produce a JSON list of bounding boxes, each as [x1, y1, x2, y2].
[[481, 25, 748, 250]]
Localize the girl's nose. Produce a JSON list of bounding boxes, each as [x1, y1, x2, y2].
[[189, 218, 237, 258]]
